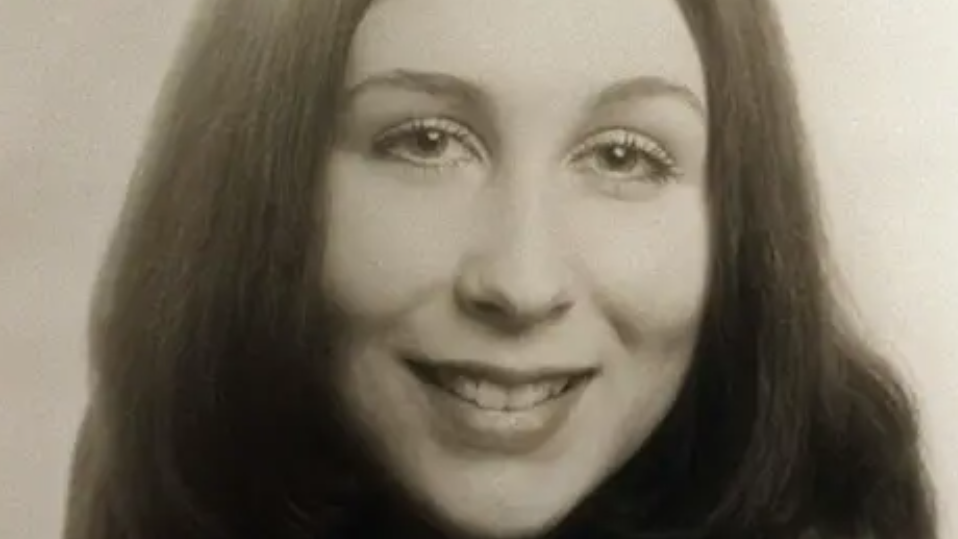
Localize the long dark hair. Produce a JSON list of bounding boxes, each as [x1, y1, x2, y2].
[[63, 1, 937, 538]]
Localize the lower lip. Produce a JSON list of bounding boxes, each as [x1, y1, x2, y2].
[[408, 364, 590, 455]]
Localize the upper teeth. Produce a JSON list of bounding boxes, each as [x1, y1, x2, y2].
[[436, 375, 570, 411]]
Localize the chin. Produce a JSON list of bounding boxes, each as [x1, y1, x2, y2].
[[426, 504, 569, 539], [398, 463, 592, 539]]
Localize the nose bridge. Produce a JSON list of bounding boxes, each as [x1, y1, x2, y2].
[[514, 183, 554, 256], [456, 167, 573, 328], [484, 164, 562, 279], [484, 112, 568, 258]]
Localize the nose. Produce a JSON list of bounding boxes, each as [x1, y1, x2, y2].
[[454, 186, 574, 333]]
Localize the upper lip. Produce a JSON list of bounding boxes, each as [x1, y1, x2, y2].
[[404, 356, 599, 387]]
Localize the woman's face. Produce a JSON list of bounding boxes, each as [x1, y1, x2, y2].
[[320, 0, 708, 536]]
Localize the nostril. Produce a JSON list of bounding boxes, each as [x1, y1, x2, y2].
[[459, 291, 573, 331], [466, 294, 517, 320], [550, 300, 573, 318], [454, 254, 575, 331]]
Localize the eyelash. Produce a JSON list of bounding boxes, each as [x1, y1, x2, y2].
[[371, 117, 681, 185], [567, 128, 681, 185], [371, 117, 483, 171]]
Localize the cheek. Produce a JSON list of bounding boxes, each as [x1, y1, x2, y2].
[[574, 191, 710, 343], [319, 156, 472, 315]]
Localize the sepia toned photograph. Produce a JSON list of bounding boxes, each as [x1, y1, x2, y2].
[[1, 1, 956, 538]]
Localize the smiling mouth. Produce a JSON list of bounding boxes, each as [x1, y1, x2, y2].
[[405, 358, 596, 412]]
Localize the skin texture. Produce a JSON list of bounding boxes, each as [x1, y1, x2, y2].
[[320, 0, 709, 536]]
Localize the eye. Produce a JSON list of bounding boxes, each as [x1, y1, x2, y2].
[[568, 128, 681, 188], [372, 117, 484, 171]]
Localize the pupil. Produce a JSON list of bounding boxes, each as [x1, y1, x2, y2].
[[416, 129, 446, 154], [602, 145, 636, 169]]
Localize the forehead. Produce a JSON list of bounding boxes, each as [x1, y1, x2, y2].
[[347, 0, 705, 104]]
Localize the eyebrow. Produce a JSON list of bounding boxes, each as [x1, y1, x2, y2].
[[344, 69, 706, 117], [344, 69, 491, 109], [593, 75, 706, 117]]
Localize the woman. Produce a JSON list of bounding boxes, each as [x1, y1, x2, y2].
[[63, 0, 937, 538]]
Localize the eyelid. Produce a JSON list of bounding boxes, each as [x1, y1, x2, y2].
[[567, 127, 677, 167], [374, 116, 488, 160]]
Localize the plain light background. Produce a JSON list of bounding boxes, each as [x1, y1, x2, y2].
[[1, 1, 955, 538]]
